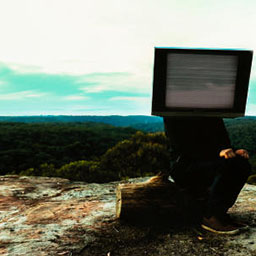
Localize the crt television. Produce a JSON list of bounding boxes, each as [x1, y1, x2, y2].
[[151, 47, 253, 117]]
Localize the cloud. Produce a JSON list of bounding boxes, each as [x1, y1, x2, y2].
[[109, 96, 150, 102], [81, 85, 106, 93], [4, 63, 43, 74], [0, 62, 151, 97], [0, 0, 255, 83], [0, 62, 152, 115], [0, 0, 255, 74], [79, 72, 151, 94], [0, 90, 47, 100], [63, 95, 89, 101], [109, 96, 151, 115], [0, 63, 85, 97]]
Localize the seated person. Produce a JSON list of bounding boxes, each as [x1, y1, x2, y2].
[[164, 117, 251, 234]]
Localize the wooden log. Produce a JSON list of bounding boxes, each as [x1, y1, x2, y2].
[[116, 175, 183, 225], [116, 174, 205, 225]]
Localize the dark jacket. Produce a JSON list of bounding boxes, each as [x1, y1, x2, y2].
[[164, 117, 231, 162]]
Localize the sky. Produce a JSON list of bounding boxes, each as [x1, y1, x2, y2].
[[0, 0, 256, 116]]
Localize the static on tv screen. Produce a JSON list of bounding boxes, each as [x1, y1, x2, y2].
[[165, 53, 238, 109]]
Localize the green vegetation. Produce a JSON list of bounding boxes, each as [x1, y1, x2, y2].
[[224, 118, 256, 177], [17, 131, 170, 183], [225, 118, 256, 156], [0, 117, 256, 183], [0, 122, 136, 175], [247, 174, 256, 185], [99, 131, 170, 179]]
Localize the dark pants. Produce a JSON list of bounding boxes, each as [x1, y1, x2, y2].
[[170, 156, 251, 218]]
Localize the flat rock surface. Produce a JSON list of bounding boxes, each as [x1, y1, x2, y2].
[[0, 175, 256, 256]]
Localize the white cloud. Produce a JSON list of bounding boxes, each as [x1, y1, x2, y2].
[[63, 95, 89, 101], [109, 96, 151, 114], [0, 90, 47, 100], [79, 73, 151, 94], [0, 0, 255, 116], [81, 85, 107, 93], [0, 0, 255, 76], [110, 96, 150, 102], [4, 63, 43, 74]]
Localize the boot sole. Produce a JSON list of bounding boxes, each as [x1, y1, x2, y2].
[[201, 224, 240, 235]]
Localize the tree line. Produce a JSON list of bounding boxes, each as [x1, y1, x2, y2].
[[0, 122, 136, 175], [0, 120, 255, 183]]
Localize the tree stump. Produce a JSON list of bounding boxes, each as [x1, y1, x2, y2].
[[116, 174, 204, 226]]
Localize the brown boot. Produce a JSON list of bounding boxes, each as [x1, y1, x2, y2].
[[201, 216, 240, 235]]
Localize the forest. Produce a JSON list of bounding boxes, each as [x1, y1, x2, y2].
[[0, 116, 255, 183], [0, 122, 137, 175]]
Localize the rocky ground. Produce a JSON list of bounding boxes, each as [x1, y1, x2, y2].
[[0, 175, 256, 256]]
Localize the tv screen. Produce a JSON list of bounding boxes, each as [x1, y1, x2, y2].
[[152, 48, 253, 117]]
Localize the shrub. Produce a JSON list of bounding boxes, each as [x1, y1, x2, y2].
[[247, 174, 256, 185], [56, 160, 117, 182], [19, 168, 40, 176], [18, 131, 171, 182], [40, 163, 58, 177], [99, 131, 170, 179]]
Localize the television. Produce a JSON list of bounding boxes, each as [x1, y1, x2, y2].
[[151, 47, 253, 117]]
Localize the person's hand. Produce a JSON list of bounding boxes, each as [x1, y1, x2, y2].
[[235, 149, 249, 159], [219, 148, 236, 159]]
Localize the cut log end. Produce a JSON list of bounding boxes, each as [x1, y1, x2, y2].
[[116, 174, 205, 225], [115, 175, 182, 224], [116, 175, 167, 218]]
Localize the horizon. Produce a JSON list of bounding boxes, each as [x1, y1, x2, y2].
[[0, 114, 157, 117], [0, 114, 255, 118], [0, 0, 256, 116]]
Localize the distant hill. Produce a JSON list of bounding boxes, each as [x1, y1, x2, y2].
[[0, 115, 256, 133], [0, 115, 163, 128]]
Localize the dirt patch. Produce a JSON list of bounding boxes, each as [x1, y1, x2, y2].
[[77, 220, 249, 256]]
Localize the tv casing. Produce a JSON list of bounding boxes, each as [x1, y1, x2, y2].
[[151, 47, 253, 118]]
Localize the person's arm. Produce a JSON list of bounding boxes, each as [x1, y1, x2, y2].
[[217, 119, 249, 159]]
